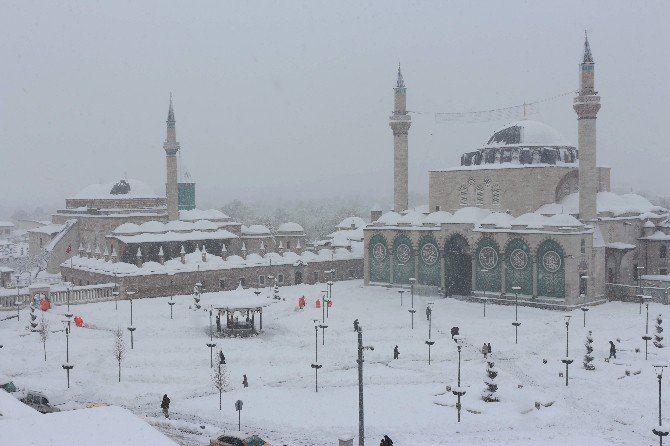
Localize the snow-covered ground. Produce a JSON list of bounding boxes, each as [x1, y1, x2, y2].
[[1, 280, 668, 445]]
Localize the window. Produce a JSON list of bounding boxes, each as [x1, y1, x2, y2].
[[633, 263, 639, 281], [348, 268, 354, 278], [259, 275, 266, 286], [219, 279, 225, 290], [435, 206, 441, 211], [661, 245, 667, 259], [277, 274, 284, 284], [579, 274, 587, 296], [287, 241, 291, 250], [661, 268, 668, 276], [239, 278, 246, 287], [581, 239, 586, 254], [459, 185, 467, 206], [313, 271, 319, 282], [492, 185, 501, 206], [476, 185, 484, 206]]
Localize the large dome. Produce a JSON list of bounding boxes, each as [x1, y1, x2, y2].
[[461, 119, 577, 167], [73, 179, 159, 200]]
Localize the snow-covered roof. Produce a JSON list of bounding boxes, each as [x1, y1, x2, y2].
[[450, 207, 492, 224], [0, 405, 178, 446], [397, 211, 425, 226], [212, 286, 275, 310], [180, 209, 229, 221], [484, 120, 572, 148], [0, 389, 40, 420], [423, 211, 453, 225], [277, 222, 305, 233], [478, 212, 514, 228], [241, 225, 271, 236], [412, 204, 430, 214], [72, 179, 159, 200], [111, 229, 238, 244], [0, 266, 14, 273], [645, 221, 656, 228], [376, 211, 402, 225], [537, 192, 666, 218], [112, 220, 222, 237], [512, 213, 549, 229], [0, 221, 15, 228], [27, 223, 64, 235], [641, 231, 670, 241], [336, 217, 366, 230]]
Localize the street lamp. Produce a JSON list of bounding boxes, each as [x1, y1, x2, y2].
[[61, 323, 74, 388], [561, 315, 573, 386], [65, 287, 73, 319], [15, 273, 21, 322], [452, 335, 466, 422], [512, 286, 521, 344], [357, 324, 374, 446], [581, 307, 589, 327], [267, 275, 274, 299], [653, 365, 669, 445], [113, 272, 119, 310], [311, 320, 321, 392], [127, 289, 136, 350], [480, 269, 489, 317], [327, 279, 334, 316], [425, 302, 435, 365], [409, 278, 416, 329], [320, 293, 329, 345], [206, 307, 217, 367], [638, 266, 646, 314], [398, 289, 405, 306], [643, 295, 654, 360]]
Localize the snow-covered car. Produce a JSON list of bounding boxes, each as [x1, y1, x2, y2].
[[210, 433, 270, 446], [18, 390, 61, 413]]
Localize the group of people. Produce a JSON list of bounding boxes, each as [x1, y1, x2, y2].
[[481, 342, 493, 357]]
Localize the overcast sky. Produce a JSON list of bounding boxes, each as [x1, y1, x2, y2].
[[2, 1, 668, 212]]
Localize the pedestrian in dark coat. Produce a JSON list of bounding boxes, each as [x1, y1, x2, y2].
[[243, 374, 248, 388], [609, 341, 617, 359], [161, 394, 170, 418], [451, 326, 459, 339], [393, 345, 400, 360], [380, 435, 394, 446], [219, 350, 226, 365], [353, 319, 359, 332], [216, 314, 221, 333], [482, 343, 488, 357], [487, 343, 492, 355], [426, 306, 432, 321]]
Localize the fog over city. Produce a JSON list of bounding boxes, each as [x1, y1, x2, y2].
[[2, 1, 669, 213]]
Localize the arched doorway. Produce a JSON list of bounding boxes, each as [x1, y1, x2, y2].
[[444, 234, 472, 296], [295, 270, 303, 285]]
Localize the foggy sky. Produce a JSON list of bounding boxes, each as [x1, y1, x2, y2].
[[2, 1, 669, 212]]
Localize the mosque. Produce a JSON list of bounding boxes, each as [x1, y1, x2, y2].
[[363, 35, 670, 308]]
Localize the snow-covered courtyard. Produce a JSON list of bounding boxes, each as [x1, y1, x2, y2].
[[1, 280, 668, 445]]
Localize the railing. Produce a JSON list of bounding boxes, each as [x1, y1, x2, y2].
[[606, 283, 670, 304], [0, 283, 117, 311]]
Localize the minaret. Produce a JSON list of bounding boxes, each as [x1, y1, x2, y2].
[[573, 32, 601, 221], [164, 94, 180, 221], [389, 64, 411, 213]]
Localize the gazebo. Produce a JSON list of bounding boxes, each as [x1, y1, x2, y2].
[[212, 288, 272, 337]]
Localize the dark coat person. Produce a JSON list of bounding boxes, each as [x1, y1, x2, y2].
[[243, 374, 248, 388], [161, 394, 170, 418], [393, 345, 400, 360], [609, 341, 617, 359], [451, 326, 459, 339]]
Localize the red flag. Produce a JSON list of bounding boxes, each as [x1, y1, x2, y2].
[[66, 245, 71, 254]]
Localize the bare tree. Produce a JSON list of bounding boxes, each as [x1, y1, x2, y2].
[[38, 314, 49, 361], [113, 328, 126, 382], [212, 362, 228, 410]]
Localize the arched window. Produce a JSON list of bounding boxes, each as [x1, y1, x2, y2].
[[661, 245, 667, 259], [476, 185, 484, 206], [581, 239, 586, 254], [278, 274, 284, 284], [459, 185, 467, 206], [492, 184, 501, 206]]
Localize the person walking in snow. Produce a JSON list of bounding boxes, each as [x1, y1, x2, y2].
[[393, 345, 400, 360], [380, 434, 394, 446], [609, 341, 617, 359], [487, 343, 492, 355], [243, 374, 248, 388], [482, 343, 488, 358], [219, 350, 226, 365], [353, 319, 359, 332], [451, 326, 459, 340], [216, 314, 221, 333], [161, 394, 170, 418], [426, 306, 432, 321]]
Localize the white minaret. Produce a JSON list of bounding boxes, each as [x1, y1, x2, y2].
[[389, 65, 411, 213], [573, 32, 601, 221], [164, 94, 180, 221]]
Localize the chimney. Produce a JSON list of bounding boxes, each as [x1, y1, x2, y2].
[[136, 247, 143, 268], [221, 243, 228, 260], [180, 245, 186, 264], [158, 246, 165, 265], [201, 246, 207, 262]]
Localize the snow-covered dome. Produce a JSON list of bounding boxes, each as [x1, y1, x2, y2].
[[485, 120, 571, 148], [166, 220, 192, 232], [512, 213, 548, 229], [138, 221, 166, 233], [376, 211, 402, 226], [478, 212, 514, 228], [180, 209, 229, 221], [73, 179, 158, 200], [241, 225, 271, 236], [337, 217, 367, 230], [461, 120, 577, 167], [424, 211, 452, 225], [397, 211, 425, 226], [113, 223, 140, 234], [192, 220, 218, 231], [450, 207, 492, 224], [277, 222, 305, 233], [546, 214, 582, 227]]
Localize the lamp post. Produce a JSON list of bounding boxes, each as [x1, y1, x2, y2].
[[357, 324, 374, 446], [311, 320, 321, 392], [425, 302, 435, 364], [267, 275, 274, 299], [409, 278, 416, 329], [561, 315, 573, 386], [653, 365, 669, 445], [15, 273, 21, 321], [327, 279, 334, 317], [643, 295, 654, 360], [320, 292, 329, 345], [235, 399, 243, 431], [65, 287, 72, 319], [398, 289, 404, 306], [512, 286, 521, 344], [581, 307, 589, 327], [638, 266, 646, 314], [62, 324, 74, 388], [480, 269, 489, 317], [206, 307, 217, 367], [127, 290, 136, 350], [113, 272, 119, 310], [452, 335, 466, 422]]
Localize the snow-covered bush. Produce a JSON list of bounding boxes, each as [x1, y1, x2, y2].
[[583, 331, 595, 370], [213, 362, 228, 410], [113, 328, 126, 382], [193, 284, 202, 310], [482, 357, 499, 402], [654, 314, 664, 348], [39, 314, 49, 361]]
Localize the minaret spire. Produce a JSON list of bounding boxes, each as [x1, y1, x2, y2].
[[163, 94, 180, 221], [396, 63, 405, 89], [389, 65, 411, 213], [582, 31, 593, 64]]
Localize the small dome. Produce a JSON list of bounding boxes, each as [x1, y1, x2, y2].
[[451, 207, 492, 224], [113, 223, 140, 234], [478, 212, 514, 228], [376, 211, 402, 226], [166, 220, 192, 232], [192, 220, 218, 231], [485, 120, 571, 148], [397, 211, 425, 226], [546, 214, 582, 227], [512, 213, 548, 229], [242, 225, 271, 236], [73, 179, 158, 200], [424, 211, 452, 225], [337, 217, 367, 230], [277, 222, 305, 233], [138, 221, 166, 233]]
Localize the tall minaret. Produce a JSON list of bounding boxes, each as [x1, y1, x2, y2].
[[389, 64, 411, 213], [573, 32, 601, 221], [164, 94, 180, 221]]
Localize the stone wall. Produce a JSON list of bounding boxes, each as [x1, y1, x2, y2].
[[65, 197, 166, 210]]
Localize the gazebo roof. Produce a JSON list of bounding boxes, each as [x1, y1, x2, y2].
[[211, 286, 274, 311]]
